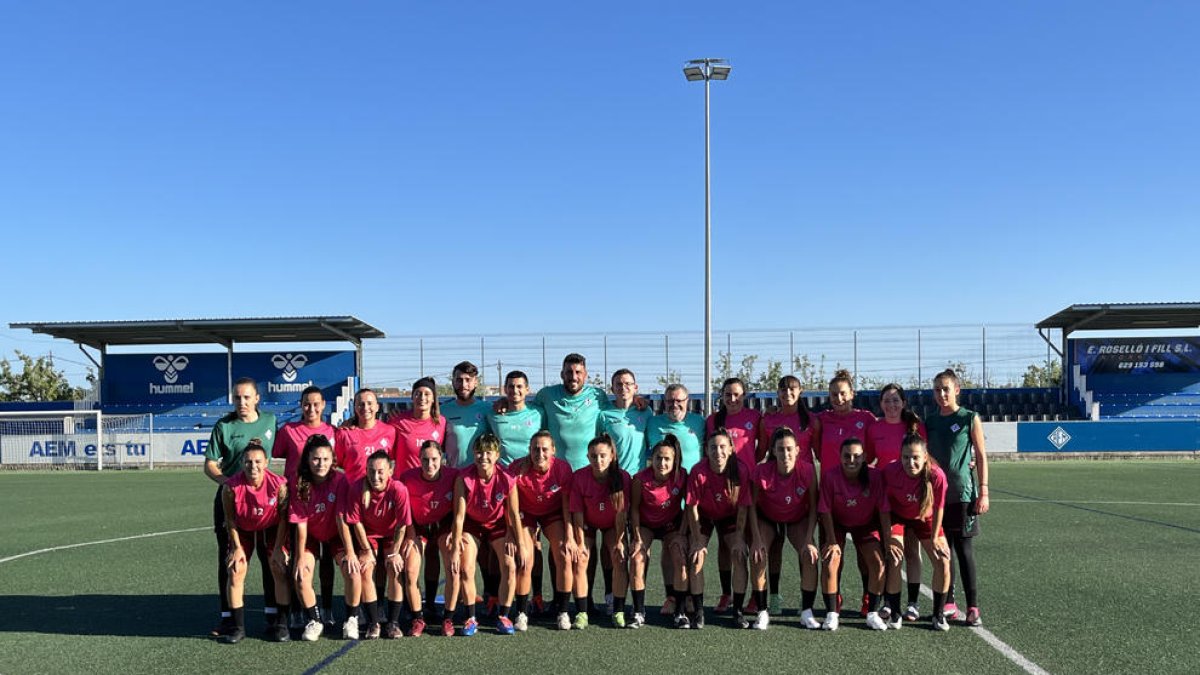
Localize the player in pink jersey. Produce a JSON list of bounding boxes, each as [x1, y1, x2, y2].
[[704, 378, 760, 615], [287, 435, 353, 641], [273, 386, 337, 485], [685, 428, 752, 629], [509, 430, 575, 631], [630, 434, 689, 629], [748, 427, 819, 631], [388, 376, 447, 473], [817, 438, 885, 631], [449, 434, 523, 636], [866, 383, 927, 622], [568, 434, 632, 629], [879, 434, 952, 631], [340, 450, 411, 640], [816, 369, 877, 617], [220, 440, 291, 643], [397, 440, 459, 638], [755, 375, 821, 615], [335, 389, 400, 483]]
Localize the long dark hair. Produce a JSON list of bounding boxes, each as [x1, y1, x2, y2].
[[714, 377, 747, 430], [881, 383, 921, 434], [588, 433, 625, 513], [296, 433, 333, 504], [778, 375, 811, 431], [649, 433, 683, 485], [707, 427, 741, 505]]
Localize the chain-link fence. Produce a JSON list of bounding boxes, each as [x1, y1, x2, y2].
[[364, 324, 1062, 394]]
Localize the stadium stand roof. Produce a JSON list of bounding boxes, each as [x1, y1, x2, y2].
[[9, 316, 384, 350], [1036, 303, 1200, 335]]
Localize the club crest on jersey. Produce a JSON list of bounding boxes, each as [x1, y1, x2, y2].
[[671, 487, 680, 496], [380, 438, 389, 447], [265, 429, 273, 440], [268, 497, 277, 506], [444, 491, 453, 501], [796, 487, 806, 496], [494, 493, 505, 504], [327, 492, 337, 502], [950, 424, 962, 433], [549, 484, 560, 493], [855, 421, 864, 429], [744, 422, 754, 431], [432, 431, 440, 440]]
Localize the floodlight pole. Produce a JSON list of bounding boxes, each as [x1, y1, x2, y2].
[[685, 58, 729, 417]]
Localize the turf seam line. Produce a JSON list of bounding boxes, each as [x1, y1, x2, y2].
[[991, 488, 1200, 534], [302, 639, 357, 675], [915, 580, 1050, 675], [0, 526, 208, 565]]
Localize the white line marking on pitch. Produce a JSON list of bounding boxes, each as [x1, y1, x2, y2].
[[0, 527, 208, 565], [992, 499, 1200, 507], [910, 577, 1051, 675]]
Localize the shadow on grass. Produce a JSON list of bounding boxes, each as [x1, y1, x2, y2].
[[0, 594, 276, 638]]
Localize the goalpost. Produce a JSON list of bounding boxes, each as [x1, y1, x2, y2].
[[0, 410, 155, 470]]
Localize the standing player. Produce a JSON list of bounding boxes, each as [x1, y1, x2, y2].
[[816, 369, 877, 617], [441, 362, 493, 469], [647, 384, 706, 471], [568, 434, 632, 629], [629, 435, 689, 629], [340, 450, 411, 640], [879, 434, 952, 630], [866, 383, 927, 621], [817, 438, 885, 631], [273, 385, 336, 486], [756, 375, 821, 614], [707, 377, 762, 466], [685, 428, 752, 629], [335, 389, 399, 485], [449, 434, 523, 636], [705, 378, 761, 615], [220, 439, 291, 643], [926, 369, 990, 626], [203, 377, 278, 638], [748, 427, 819, 631], [287, 435, 353, 641], [397, 440, 459, 638], [487, 370, 545, 466], [508, 431, 575, 631], [388, 377, 447, 473], [598, 369, 653, 475]]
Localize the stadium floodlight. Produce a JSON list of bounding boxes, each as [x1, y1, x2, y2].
[[683, 58, 731, 416]]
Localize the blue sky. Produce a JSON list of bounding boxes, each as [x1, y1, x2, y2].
[[2, 2, 1197, 385]]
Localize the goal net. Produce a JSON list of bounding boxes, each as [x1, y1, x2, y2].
[[0, 410, 154, 470]]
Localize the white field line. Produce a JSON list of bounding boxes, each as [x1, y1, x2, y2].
[[0, 526, 207, 565], [991, 499, 1199, 507], [913, 581, 1051, 675]]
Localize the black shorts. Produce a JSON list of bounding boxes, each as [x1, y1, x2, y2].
[[942, 501, 980, 537], [755, 509, 790, 538], [698, 514, 739, 538], [413, 516, 452, 543], [645, 515, 684, 541]]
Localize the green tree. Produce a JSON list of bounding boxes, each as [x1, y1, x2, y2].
[[0, 351, 90, 402], [1021, 359, 1063, 387], [655, 369, 684, 392], [792, 354, 830, 391]]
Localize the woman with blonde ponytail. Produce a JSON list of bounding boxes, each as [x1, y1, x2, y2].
[[879, 435, 952, 630]]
